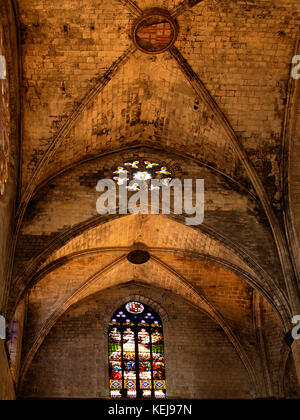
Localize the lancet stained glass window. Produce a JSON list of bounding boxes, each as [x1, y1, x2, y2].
[[0, 24, 10, 196], [113, 160, 172, 191], [108, 302, 166, 399]]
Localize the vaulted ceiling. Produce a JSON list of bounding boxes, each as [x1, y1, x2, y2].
[[7, 0, 300, 398]]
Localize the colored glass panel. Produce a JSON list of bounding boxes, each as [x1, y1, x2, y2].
[[127, 390, 137, 398], [124, 379, 136, 389], [110, 390, 122, 398], [109, 326, 122, 398], [123, 327, 136, 383], [154, 390, 165, 398], [142, 389, 152, 398], [108, 302, 166, 399], [138, 328, 151, 384], [152, 328, 165, 382], [126, 301, 144, 314], [112, 161, 172, 191]]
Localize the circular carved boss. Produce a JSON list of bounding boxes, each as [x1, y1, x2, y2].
[[127, 250, 151, 264], [132, 8, 179, 54]]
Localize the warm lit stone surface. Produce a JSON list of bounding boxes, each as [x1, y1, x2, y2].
[[1, 0, 300, 400], [20, 284, 254, 399]]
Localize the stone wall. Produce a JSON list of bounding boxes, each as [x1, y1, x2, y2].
[[0, 0, 20, 401], [4, 0, 300, 400], [20, 283, 253, 399], [0, 342, 15, 400]]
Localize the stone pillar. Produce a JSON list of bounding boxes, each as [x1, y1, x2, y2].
[[291, 339, 300, 389], [0, 341, 15, 400]]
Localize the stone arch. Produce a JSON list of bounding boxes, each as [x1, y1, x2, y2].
[[10, 212, 291, 330], [101, 289, 171, 398], [102, 292, 170, 330], [18, 256, 260, 395]]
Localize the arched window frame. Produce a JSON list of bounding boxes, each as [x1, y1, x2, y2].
[[108, 301, 166, 399]]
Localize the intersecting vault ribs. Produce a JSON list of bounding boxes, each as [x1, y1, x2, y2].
[[15, 0, 300, 324]]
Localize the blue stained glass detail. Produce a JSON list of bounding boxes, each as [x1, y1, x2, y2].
[[111, 380, 121, 389], [141, 381, 151, 389], [126, 380, 135, 389]]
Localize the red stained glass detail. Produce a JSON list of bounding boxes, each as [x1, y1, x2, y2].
[[136, 22, 172, 47]]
